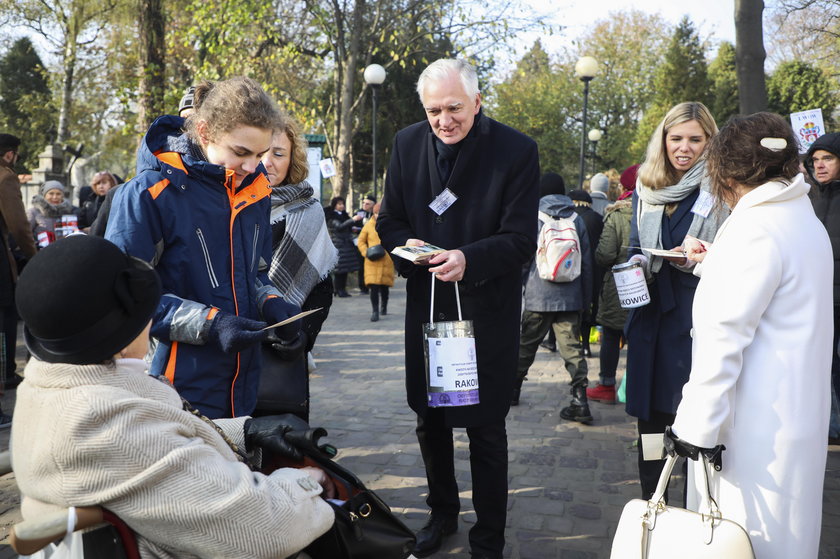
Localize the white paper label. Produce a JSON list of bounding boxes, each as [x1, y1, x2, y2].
[[428, 188, 458, 216], [427, 336, 478, 390], [691, 190, 714, 218]]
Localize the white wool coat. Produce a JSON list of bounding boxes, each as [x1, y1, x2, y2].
[[672, 174, 832, 558], [11, 358, 334, 559]]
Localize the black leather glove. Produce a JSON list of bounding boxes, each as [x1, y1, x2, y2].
[[664, 426, 726, 471], [266, 330, 308, 361], [207, 312, 268, 354], [243, 414, 312, 460]]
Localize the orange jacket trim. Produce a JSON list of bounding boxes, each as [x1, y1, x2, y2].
[[164, 341, 178, 384], [146, 178, 170, 200], [154, 151, 189, 175]]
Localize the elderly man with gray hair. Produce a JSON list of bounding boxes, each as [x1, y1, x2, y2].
[[377, 58, 539, 559]]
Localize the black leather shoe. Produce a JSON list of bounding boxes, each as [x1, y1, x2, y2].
[[413, 515, 458, 558]]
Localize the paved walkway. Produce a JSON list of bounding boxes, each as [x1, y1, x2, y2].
[[0, 276, 838, 558]]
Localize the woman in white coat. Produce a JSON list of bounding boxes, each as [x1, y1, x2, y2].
[[668, 112, 833, 557]]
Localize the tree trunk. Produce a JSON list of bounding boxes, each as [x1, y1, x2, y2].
[[735, 0, 768, 114], [138, 0, 166, 133], [330, 0, 366, 200], [56, 41, 76, 145]]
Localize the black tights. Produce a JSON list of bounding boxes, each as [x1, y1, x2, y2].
[[369, 285, 389, 312], [637, 411, 685, 504]]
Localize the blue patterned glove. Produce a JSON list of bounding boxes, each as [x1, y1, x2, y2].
[[207, 312, 268, 354]]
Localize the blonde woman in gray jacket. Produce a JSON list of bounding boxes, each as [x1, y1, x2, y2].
[[12, 235, 334, 559]]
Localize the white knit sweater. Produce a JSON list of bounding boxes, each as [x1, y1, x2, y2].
[[11, 358, 334, 558]]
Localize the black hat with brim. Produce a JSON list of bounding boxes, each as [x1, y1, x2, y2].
[[16, 235, 162, 365]]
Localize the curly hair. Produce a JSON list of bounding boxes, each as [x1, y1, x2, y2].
[[706, 112, 800, 205], [280, 117, 310, 185], [638, 102, 718, 189], [185, 77, 283, 144]]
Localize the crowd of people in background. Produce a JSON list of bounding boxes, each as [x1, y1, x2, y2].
[[0, 57, 838, 558]]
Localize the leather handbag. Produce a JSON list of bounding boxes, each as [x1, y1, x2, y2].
[[610, 454, 755, 559], [268, 428, 416, 559], [254, 343, 309, 421], [365, 244, 386, 261]]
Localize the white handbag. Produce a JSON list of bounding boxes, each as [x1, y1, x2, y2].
[[610, 454, 755, 559]]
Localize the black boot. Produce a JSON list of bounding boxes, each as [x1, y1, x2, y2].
[[380, 292, 388, 315], [559, 385, 593, 424], [370, 310, 379, 322]]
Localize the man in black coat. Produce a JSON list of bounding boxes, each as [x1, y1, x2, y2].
[[376, 59, 539, 559], [568, 189, 604, 358], [805, 132, 840, 440]]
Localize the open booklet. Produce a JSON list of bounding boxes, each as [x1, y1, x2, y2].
[[391, 244, 447, 264], [642, 247, 686, 258]]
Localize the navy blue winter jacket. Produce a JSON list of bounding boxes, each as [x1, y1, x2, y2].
[[106, 115, 282, 419]]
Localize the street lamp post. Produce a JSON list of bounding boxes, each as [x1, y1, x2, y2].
[[575, 56, 599, 189], [363, 64, 386, 201], [588, 128, 602, 176]]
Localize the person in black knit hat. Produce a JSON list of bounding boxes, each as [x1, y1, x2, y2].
[[567, 189, 604, 358], [11, 234, 336, 557]]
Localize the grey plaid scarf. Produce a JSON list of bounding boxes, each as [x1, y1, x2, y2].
[[268, 181, 338, 307]]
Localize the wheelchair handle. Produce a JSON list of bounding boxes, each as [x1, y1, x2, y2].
[[11, 506, 104, 555]]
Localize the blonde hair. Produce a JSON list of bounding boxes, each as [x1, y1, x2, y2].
[[280, 117, 310, 185], [185, 77, 283, 144], [638, 102, 718, 189]]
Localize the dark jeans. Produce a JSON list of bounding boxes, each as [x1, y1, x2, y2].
[[369, 285, 389, 312], [637, 410, 685, 504], [416, 411, 507, 558], [598, 326, 622, 386]]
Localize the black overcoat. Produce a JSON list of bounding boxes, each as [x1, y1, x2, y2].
[[376, 114, 539, 427]]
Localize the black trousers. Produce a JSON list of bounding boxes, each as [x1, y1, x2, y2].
[[416, 410, 507, 558], [598, 326, 622, 386], [333, 272, 348, 293], [833, 312, 840, 403]]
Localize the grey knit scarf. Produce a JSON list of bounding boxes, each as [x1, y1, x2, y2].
[[635, 161, 729, 273], [268, 181, 338, 307]]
